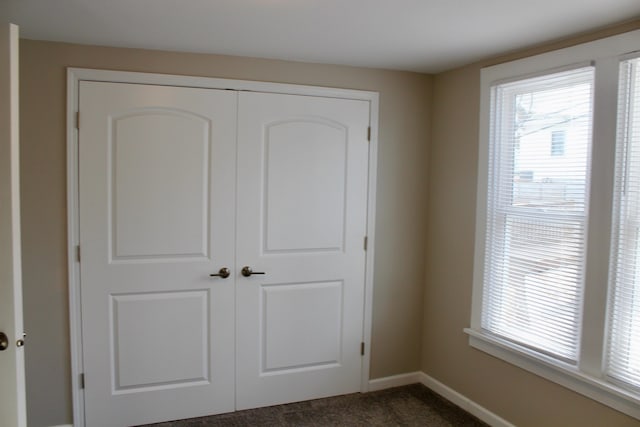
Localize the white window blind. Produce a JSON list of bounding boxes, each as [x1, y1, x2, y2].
[[483, 67, 594, 363], [607, 56, 640, 390]]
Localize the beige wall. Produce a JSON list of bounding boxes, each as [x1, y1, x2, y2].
[[19, 41, 432, 426], [21, 16, 640, 427], [423, 20, 640, 427]]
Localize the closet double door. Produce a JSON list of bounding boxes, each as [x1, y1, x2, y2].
[[77, 81, 370, 426]]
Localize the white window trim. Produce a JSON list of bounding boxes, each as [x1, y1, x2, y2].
[[468, 29, 640, 420]]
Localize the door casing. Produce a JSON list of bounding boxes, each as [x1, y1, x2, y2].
[[66, 68, 379, 427], [0, 22, 26, 427]]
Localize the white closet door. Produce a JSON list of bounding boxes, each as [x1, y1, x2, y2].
[[235, 92, 370, 409], [79, 81, 237, 427]]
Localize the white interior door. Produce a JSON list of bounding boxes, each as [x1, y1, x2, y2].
[[235, 92, 370, 409], [78, 81, 371, 425], [0, 22, 26, 427], [79, 81, 238, 427]]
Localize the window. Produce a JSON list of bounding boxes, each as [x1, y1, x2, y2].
[[482, 67, 593, 363], [468, 29, 640, 420], [607, 57, 640, 392]]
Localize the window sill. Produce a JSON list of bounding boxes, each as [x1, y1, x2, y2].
[[464, 328, 640, 420]]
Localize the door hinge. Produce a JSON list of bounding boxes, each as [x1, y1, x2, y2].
[[361, 342, 365, 356], [367, 126, 371, 142], [75, 111, 80, 130], [364, 236, 368, 251], [76, 245, 81, 262], [79, 373, 85, 389]]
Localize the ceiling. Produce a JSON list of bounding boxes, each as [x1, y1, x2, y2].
[[2, 0, 639, 74]]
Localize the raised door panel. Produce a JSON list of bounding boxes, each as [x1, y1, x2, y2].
[[111, 291, 209, 392], [111, 110, 211, 260], [264, 120, 347, 253], [261, 281, 343, 372]]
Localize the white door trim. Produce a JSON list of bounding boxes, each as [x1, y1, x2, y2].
[[1, 22, 26, 427], [66, 67, 379, 427]]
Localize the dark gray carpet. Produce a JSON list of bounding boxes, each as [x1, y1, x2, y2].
[[140, 384, 489, 426]]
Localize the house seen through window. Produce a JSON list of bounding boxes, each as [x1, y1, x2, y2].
[[551, 130, 566, 156]]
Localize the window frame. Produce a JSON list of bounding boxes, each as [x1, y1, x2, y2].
[[482, 66, 594, 364], [466, 29, 640, 420]]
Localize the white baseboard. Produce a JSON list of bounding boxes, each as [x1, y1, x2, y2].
[[368, 371, 423, 391], [49, 425, 73, 427], [368, 371, 514, 427], [418, 372, 515, 427]]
